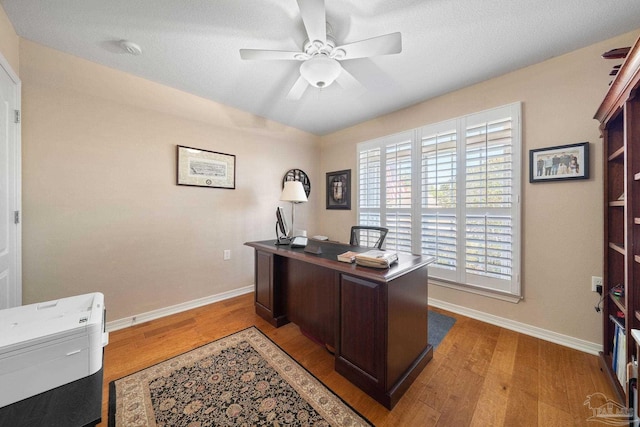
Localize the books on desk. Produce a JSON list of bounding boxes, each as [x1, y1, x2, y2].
[[337, 251, 359, 263], [354, 250, 398, 269]]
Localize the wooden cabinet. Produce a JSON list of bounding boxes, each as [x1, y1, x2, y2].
[[595, 34, 640, 403]]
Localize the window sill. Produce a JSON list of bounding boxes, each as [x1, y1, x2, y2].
[[429, 277, 522, 303]]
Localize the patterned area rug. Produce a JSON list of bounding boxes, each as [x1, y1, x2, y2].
[[109, 327, 372, 426]]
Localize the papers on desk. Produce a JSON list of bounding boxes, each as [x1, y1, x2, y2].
[[355, 250, 398, 269]]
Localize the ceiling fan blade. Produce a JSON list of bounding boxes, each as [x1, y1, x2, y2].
[[240, 49, 306, 61], [286, 75, 310, 100], [335, 67, 364, 93], [335, 32, 402, 60], [297, 0, 326, 43]]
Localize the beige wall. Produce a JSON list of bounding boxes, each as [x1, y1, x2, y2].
[[5, 0, 639, 345], [318, 29, 640, 345], [19, 40, 320, 320], [0, 5, 18, 74]]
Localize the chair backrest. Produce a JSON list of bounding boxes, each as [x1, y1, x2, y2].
[[350, 226, 389, 249]]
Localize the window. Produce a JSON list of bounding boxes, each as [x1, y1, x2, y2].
[[357, 103, 521, 299]]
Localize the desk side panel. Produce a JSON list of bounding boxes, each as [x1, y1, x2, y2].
[[253, 250, 287, 327], [338, 275, 385, 382], [387, 266, 429, 386], [255, 250, 272, 311], [335, 274, 387, 405]]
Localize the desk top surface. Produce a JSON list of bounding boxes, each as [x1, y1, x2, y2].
[[245, 239, 434, 283]]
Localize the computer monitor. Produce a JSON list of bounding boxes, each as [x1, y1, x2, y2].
[[275, 206, 290, 245]]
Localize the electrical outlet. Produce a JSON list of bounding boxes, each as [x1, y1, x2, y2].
[[223, 249, 231, 260], [592, 276, 603, 292]]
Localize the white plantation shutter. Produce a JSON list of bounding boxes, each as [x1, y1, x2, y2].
[[385, 139, 412, 252], [465, 215, 513, 281], [358, 147, 381, 229], [464, 115, 516, 292], [421, 124, 457, 280], [386, 212, 412, 252], [357, 103, 521, 299]]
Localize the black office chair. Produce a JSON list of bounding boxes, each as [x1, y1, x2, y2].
[[350, 226, 389, 249]]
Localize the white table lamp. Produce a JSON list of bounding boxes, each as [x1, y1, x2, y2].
[[280, 181, 308, 238]]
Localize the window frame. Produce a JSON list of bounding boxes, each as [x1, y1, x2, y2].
[[356, 102, 522, 301]]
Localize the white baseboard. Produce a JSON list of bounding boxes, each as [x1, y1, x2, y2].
[[106, 286, 254, 332], [428, 297, 602, 355], [105, 287, 601, 355]]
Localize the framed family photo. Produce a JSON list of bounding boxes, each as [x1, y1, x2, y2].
[[177, 145, 236, 189], [529, 142, 589, 183], [326, 169, 351, 210]]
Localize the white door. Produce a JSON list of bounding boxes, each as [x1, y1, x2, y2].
[[0, 55, 21, 309]]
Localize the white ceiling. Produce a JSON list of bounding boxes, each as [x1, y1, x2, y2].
[[2, 0, 640, 135]]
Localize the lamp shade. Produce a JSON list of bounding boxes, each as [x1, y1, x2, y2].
[[280, 181, 308, 203], [299, 55, 341, 88]]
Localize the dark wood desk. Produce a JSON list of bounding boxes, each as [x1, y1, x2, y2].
[[245, 239, 435, 409]]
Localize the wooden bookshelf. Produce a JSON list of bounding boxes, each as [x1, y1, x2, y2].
[[595, 33, 640, 405], [610, 146, 625, 161]]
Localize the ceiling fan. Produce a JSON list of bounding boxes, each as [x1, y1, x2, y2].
[[239, 0, 402, 100]]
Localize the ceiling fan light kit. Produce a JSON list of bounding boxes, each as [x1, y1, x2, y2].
[[239, 0, 402, 100], [300, 55, 341, 88]]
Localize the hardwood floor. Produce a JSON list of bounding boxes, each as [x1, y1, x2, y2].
[[98, 293, 617, 426]]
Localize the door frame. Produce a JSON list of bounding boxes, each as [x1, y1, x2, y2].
[[0, 51, 21, 308]]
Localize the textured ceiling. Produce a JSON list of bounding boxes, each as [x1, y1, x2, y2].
[[2, 0, 640, 135]]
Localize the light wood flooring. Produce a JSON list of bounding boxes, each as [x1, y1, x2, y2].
[[98, 293, 617, 426]]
